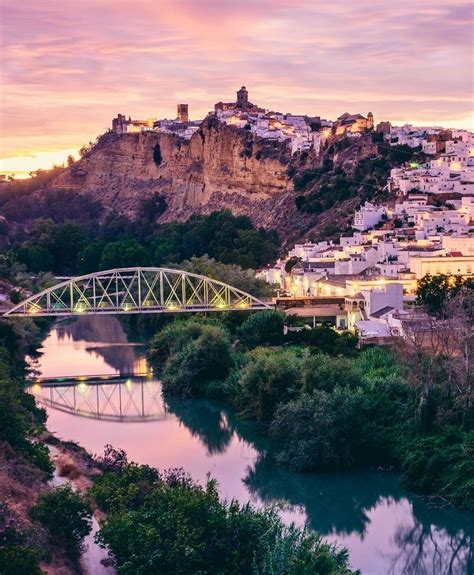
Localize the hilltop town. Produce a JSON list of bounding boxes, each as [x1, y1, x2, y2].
[[258, 123, 473, 342], [111, 86, 375, 155]]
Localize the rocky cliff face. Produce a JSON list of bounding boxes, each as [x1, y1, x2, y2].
[[51, 117, 294, 228], [46, 117, 383, 242]]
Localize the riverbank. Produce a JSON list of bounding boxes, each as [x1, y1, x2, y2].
[[148, 311, 474, 511], [14, 314, 474, 574], [45, 435, 115, 575]]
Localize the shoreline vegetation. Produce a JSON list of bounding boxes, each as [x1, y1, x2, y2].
[[0, 314, 358, 574], [147, 276, 473, 512]]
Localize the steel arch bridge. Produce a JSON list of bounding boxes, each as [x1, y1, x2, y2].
[[3, 267, 272, 317]]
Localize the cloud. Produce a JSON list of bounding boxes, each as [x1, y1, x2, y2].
[[1, 0, 472, 172]]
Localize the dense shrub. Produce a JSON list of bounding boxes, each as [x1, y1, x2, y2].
[[285, 326, 358, 356], [161, 324, 233, 396], [0, 504, 43, 575], [236, 348, 302, 421], [398, 427, 474, 508], [0, 543, 43, 575], [270, 388, 369, 471], [300, 354, 362, 393], [31, 485, 92, 562], [92, 458, 356, 575], [148, 319, 207, 369], [0, 354, 53, 476], [237, 310, 285, 348]]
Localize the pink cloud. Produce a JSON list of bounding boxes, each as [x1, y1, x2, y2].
[[1, 0, 472, 170]]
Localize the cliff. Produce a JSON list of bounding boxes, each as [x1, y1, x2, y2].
[[36, 118, 402, 243], [51, 117, 293, 227]]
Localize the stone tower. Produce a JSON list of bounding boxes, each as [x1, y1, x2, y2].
[[236, 86, 249, 108], [367, 112, 374, 130], [177, 104, 189, 123]]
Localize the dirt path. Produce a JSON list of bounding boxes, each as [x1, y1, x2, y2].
[[47, 444, 115, 575]]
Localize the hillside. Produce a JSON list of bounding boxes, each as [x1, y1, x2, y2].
[[0, 119, 424, 245]]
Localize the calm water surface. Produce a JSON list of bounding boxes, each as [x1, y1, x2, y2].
[[30, 317, 474, 575]]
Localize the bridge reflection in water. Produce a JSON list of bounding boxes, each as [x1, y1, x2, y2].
[[29, 377, 167, 423]]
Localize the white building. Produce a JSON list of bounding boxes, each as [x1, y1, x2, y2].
[[353, 202, 386, 231]]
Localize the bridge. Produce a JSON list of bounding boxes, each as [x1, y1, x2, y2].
[[3, 267, 272, 317]]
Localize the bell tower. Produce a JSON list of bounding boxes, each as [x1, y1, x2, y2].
[[177, 104, 189, 122], [236, 86, 249, 108], [367, 112, 374, 130]]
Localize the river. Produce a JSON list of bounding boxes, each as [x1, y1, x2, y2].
[[29, 316, 474, 575]]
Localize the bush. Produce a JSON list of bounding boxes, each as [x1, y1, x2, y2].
[[0, 356, 52, 476], [161, 324, 233, 396], [300, 354, 362, 393], [237, 310, 285, 348], [398, 427, 474, 509], [30, 485, 92, 561], [148, 320, 205, 369], [236, 348, 302, 421], [92, 459, 356, 575], [0, 545, 43, 574], [285, 327, 358, 356], [270, 388, 369, 471], [0, 504, 43, 575]]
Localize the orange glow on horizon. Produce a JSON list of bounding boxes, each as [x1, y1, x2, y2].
[[0, 148, 80, 179]]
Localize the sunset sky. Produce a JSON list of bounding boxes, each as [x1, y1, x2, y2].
[[1, 0, 473, 176]]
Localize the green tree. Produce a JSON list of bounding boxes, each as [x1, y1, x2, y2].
[[49, 222, 87, 273], [162, 325, 233, 396], [76, 241, 105, 274], [15, 244, 53, 272], [236, 348, 302, 421], [237, 310, 285, 348], [31, 485, 92, 562], [100, 239, 150, 269], [177, 255, 273, 298], [416, 274, 474, 316]]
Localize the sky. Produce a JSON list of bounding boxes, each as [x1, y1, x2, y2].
[[1, 0, 473, 176]]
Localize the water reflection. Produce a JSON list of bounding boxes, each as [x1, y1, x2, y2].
[[33, 316, 148, 377], [34, 318, 474, 575], [164, 397, 235, 455], [60, 316, 144, 374], [31, 378, 166, 422]]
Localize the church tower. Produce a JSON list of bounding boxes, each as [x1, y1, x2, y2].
[[236, 86, 249, 108], [367, 112, 374, 130], [177, 104, 189, 122]]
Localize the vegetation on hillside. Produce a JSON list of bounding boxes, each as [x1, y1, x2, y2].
[[0, 208, 279, 277], [0, 316, 97, 572], [0, 321, 52, 475], [292, 137, 427, 237]]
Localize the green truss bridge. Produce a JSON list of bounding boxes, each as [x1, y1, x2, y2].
[[3, 267, 273, 317]]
